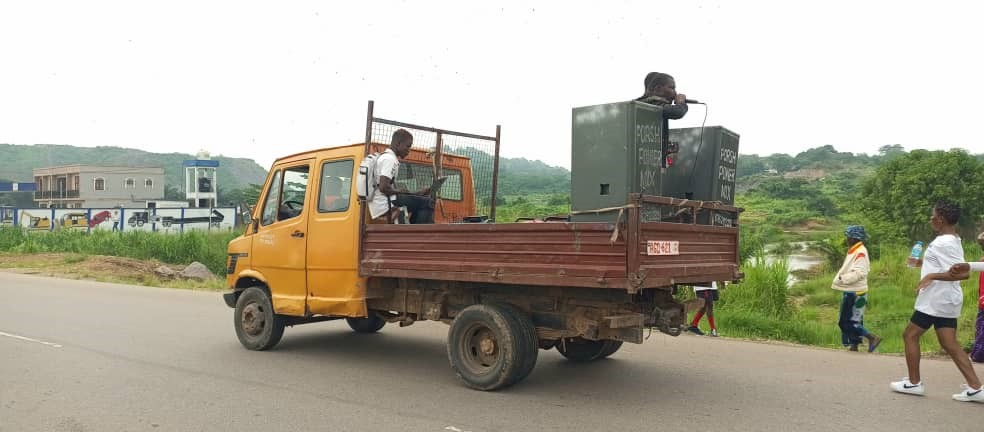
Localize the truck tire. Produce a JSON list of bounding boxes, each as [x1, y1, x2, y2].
[[489, 303, 539, 385], [556, 337, 608, 362], [597, 340, 623, 359], [447, 304, 537, 391], [346, 315, 386, 333], [234, 287, 285, 351]]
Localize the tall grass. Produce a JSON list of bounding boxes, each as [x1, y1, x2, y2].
[[0, 227, 236, 275], [720, 255, 790, 318]]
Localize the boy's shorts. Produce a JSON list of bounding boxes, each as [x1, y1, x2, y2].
[[696, 290, 719, 302], [910, 310, 957, 330]]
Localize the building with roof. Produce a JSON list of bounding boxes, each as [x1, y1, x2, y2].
[[33, 165, 165, 208]]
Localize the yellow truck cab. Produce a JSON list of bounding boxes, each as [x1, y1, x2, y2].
[[224, 142, 477, 330]]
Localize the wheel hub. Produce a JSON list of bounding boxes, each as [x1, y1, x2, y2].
[[479, 336, 496, 355], [241, 302, 265, 336]]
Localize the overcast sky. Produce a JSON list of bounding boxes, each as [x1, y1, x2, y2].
[[1, 1, 982, 170]]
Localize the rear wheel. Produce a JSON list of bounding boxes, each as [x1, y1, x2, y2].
[[234, 287, 285, 351], [597, 340, 623, 359], [492, 303, 539, 384], [447, 304, 538, 391], [346, 314, 386, 333], [557, 337, 609, 362]]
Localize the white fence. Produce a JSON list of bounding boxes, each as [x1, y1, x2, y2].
[[0, 207, 241, 233]]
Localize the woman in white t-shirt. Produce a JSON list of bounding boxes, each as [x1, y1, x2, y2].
[[687, 282, 720, 337], [889, 200, 983, 403]]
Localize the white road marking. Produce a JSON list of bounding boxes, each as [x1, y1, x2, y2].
[[0, 331, 63, 348], [445, 427, 471, 432]]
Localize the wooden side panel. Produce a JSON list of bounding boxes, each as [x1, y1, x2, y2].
[[361, 222, 628, 289], [634, 222, 740, 288]]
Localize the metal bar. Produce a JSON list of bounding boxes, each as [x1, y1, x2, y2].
[[434, 131, 443, 181], [373, 117, 497, 141], [490, 125, 501, 222], [626, 197, 641, 283], [364, 100, 374, 157], [358, 100, 374, 277], [636, 194, 742, 213]]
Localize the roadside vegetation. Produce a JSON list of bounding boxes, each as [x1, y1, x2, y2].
[[0, 227, 235, 277]]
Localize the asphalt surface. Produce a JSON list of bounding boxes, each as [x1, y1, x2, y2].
[[1, 272, 982, 432]]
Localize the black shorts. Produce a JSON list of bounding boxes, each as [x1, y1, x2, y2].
[[696, 290, 719, 302], [910, 310, 958, 330]]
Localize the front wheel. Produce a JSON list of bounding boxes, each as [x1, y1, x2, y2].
[[346, 315, 386, 333], [234, 287, 285, 350], [447, 304, 538, 391]]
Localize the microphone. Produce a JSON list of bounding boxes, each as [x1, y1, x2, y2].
[[685, 98, 704, 104]]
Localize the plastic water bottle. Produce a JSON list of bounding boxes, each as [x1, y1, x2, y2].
[[907, 241, 924, 268]]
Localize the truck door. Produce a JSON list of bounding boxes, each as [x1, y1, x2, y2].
[[252, 161, 313, 316], [304, 158, 365, 317]]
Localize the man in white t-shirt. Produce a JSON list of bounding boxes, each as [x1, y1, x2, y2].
[[369, 129, 434, 224], [890, 200, 983, 403]]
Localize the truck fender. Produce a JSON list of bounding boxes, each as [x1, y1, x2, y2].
[[224, 270, 270, 308]]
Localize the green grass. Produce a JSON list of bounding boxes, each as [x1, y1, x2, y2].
[[703, 245, 982, 354], [0, 227, 236, 275], [495, 193, 570, 222]]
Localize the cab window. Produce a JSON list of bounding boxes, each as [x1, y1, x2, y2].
[[318, 160, 354, 213], [260, 165, 310, 225], [260, 171, 282, 226]]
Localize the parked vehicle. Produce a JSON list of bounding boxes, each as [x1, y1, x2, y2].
[[223, 103, 741, 390]]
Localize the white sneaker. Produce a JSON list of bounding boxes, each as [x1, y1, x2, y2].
[[952, 384, 984, 402], [890, 378, 925, 396]]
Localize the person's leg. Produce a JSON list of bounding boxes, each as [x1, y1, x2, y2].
[[852, 294, 881, 352], [705, 294, 717, 336], [903, 322, 928, 384], [393, 194, 434, 224], [972, 309, 984, 363], [936, 326, 982, 389], [838, 292, 856, 348], [688, 291, 706, 335]]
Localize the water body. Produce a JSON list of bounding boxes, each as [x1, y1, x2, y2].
[[763, 241, 825, 286]]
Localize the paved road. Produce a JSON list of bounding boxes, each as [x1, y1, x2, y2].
[[1, 272, 982, 432]]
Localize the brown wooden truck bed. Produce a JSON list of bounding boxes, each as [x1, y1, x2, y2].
[[361, 195, 740, 291]]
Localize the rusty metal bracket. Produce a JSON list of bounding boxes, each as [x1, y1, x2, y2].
[[627, 270, 647, 293]]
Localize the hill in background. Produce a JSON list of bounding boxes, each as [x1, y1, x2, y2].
[[0, 144, 269, 194], [0, 143, 574, 202]]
